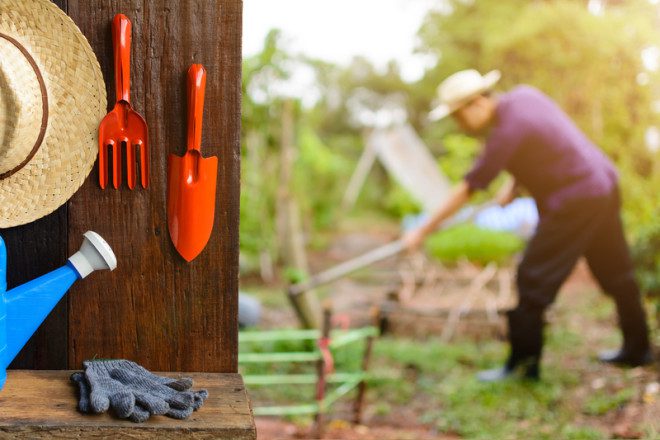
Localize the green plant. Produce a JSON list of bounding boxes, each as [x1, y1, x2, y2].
[[383, 183, 421, 218], [631, 219, 660, 330], [283, 267, 308, 284], [632, 220, 660, 299], [425, 224, 525, 265]]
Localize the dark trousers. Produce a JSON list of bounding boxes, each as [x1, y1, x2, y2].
[[509, 189, 649, 361]]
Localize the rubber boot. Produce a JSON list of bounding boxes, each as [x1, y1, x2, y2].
[[598, 281, 653, 367], [478, 308, 543, 382]]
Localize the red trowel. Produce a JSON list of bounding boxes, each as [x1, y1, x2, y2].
[[167, 64, 218, 262]]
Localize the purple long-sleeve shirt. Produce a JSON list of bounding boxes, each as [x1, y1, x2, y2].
[[464, 85, 617, 215]]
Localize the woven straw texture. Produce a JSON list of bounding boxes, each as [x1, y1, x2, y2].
[[0, 37, 43, 175], [0, 0, 105, 227]]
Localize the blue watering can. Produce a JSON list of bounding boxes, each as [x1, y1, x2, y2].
[[0, 231, 116, 391]]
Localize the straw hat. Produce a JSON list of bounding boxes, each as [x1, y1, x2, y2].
[[0, 0, 105, 227], [429, 69, 501, 121]]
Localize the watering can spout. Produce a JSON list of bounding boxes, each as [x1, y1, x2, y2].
[[68, 231, 117, 278], [0, 232, 116, 390]]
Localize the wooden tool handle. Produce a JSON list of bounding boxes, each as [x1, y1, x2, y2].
[[112, 14, 131, 103], [187, 64, 207, 152]]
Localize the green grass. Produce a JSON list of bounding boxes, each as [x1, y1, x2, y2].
[[243, 321, 655, 438], [241, 277, 656, 438], [583, 388, 635, 416], [368, 336, 605, 440]]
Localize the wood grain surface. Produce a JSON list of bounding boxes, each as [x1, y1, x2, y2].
[[0, 370, 256, 439], [65, 0, 242, 372], [2, 0, 241, 372]]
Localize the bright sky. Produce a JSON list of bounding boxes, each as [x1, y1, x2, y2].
[[242, 0, 440, 82]]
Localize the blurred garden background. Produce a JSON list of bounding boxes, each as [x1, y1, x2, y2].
[[239, 1, 660, 438]]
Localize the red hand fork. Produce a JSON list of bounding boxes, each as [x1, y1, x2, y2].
[[98, 14, 149, 189]]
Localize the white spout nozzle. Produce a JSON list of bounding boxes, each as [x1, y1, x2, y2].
[[68, 231, 117, 279]]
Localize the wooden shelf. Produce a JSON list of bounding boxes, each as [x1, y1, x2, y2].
[[0, 370, 256, 439]]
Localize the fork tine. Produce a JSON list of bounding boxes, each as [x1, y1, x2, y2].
[[136, 139, 149, 189], [112, 138, 123, 189], [125, 138, 136, 190], [99, 138, 111, 189]]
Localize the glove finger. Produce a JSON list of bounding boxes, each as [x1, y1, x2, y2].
[[119, 361, 194, 391], [134, 392, 169, 416], [109, 367, 144, 387], [109, 367, 194, 413], [166, 406, 194, 420], [166, 391, 194, 409], [129, 403, 151, 423], [111, 367, 191, 406], [192, 389, 209, 410], [89, 388, 110, 414], [109, 391, 135, 419], [70, 372, 92, 413], [165, 377, 194, 391], [110, 367, 173, 393]]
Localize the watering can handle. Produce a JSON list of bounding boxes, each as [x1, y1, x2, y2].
[[186, 64, 206, 153], [112, 14, 132, 103]]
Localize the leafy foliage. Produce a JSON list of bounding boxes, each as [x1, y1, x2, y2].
[[240, 30, 289, 261], [425, 224, 525, 265], [631, 219, 660, 298], [418, 0, 660, 235], [240, 1, 660, 279]]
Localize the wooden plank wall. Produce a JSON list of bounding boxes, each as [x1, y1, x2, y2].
[[4, 0, 241, 373]]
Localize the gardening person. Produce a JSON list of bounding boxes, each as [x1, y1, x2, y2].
[[403, 69, 653, 382]]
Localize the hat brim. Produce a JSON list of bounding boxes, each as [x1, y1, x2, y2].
[[428, 103, 452, 122], [0, 0, 105, 227], [428, 69, 501, 122]]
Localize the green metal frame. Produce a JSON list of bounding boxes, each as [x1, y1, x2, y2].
[[239, 326, 378, 418]]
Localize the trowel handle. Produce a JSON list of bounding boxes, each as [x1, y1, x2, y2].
[[187, 64, 207, 152], [112, 14, 132, 103]]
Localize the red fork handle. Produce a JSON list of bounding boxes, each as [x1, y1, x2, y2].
[[112, 14, 131, 103], [187, 64, 207, 152]]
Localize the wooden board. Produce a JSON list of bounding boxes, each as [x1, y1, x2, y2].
[[64, 0, 241, 372], [0, 370, 256, 439], [2, 0, 241, 373], [369, 124, 451, 213]]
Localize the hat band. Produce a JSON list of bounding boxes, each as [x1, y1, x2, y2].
[[0, 33, 49, 181]]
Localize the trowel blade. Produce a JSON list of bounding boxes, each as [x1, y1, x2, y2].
[[167, 151, 218, 262]]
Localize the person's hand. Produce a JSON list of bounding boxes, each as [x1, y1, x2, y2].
[[403, 227, 427, 252]]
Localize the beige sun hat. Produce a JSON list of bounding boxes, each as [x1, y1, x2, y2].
[[0, 0, 105, 228], [428, 69, 501, 121]]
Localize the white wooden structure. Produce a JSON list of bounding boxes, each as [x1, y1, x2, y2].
[[342, 124, 451, 213]]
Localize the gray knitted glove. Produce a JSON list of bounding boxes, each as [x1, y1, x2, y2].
[[71, 371, 152, 422], [94, 359, 194, 391], [70, 372, 92, 413], [71, 360, 208, 423], [108, 365, 208, 414]]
